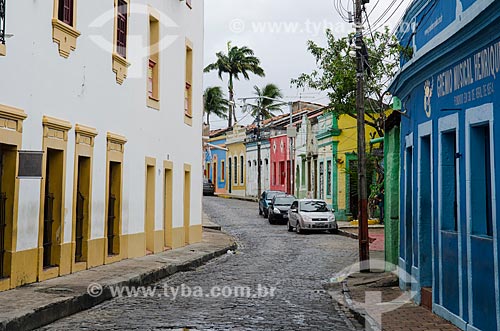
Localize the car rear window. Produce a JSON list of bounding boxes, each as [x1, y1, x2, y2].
[[274, 197, 295, 205], [267, 191, 282, 200]]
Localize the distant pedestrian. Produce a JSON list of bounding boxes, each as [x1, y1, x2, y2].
[[376, 188, 385, 224]]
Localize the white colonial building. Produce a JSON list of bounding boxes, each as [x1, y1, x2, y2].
[[245, 138, 271, 198], [0, 0, 203, 291]]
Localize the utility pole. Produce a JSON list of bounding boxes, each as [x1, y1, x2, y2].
[[257, 108, 262, 198], [288, 102, 293, 195], [355, 0, 370, 271]]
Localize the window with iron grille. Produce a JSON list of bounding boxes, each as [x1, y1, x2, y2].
[[221, 160, 225, 181], [234, 157, 237, 184], [58, 0, 74, 26], [116, 0, 127, 58], [0, 0, 6, 45], [240, 156, 244, 184]]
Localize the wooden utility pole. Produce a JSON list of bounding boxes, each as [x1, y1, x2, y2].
[[355, 0, 370, 271]]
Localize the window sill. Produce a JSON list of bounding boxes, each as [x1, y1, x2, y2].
[[0, 44, 5, 56], [52, 19, 81, 58], [184, 112, 193, 126], [112, 53, 130, 85], [147, 97, 160, 110]]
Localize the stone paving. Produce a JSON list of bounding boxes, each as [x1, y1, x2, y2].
[[40, 197, 363, 331], [340, 273, 461, 331], [0, 230, 235, 331]]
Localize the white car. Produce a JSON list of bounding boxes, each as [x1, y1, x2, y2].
[[287, 199, 338, 234]]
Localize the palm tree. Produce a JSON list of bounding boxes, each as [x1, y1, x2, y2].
[[204, 86, 228, 127], [204, 42, 265, 128], [248, 83, 284, 119]]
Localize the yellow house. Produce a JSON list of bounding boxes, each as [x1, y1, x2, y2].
[[225, 125, 247, 196], [335, 115, 380, 221], [315, 112, 381, 221]]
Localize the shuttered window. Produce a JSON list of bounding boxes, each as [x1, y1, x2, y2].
[[58, 0, 74, 26], [116, 0, 127, 58]]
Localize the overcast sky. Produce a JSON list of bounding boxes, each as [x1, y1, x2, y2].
[[203, 0, 412, 129]]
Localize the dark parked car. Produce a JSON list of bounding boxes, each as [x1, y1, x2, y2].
[[259, 190, 285, 217], [203, 178, 215, 196], [268, 195, 295, 224]]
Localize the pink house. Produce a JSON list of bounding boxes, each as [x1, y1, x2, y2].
[[269, 134, 293, 194]]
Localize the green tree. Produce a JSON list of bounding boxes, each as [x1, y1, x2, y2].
[[203, 86, 229, 126], [292, 27, 402, 137], [204, 42, 265, 128], [248, 83, 284, 119]]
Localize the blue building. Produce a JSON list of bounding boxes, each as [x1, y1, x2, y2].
[[391, 1, 500, 330], [206, 130, 229, 194]]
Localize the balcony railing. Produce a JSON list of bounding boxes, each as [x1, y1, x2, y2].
[[0, 0, 6, 45]]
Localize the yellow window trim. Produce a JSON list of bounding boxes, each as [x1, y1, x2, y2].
[[184, 38, 193, 124], [42, 116, 72, 142], [147, 7, 161, 110], [107, 131, 128, 146], [52, 0, 80, 58], [75, 124, 98, 142], [112, 0, 131, 84], [0, 104, 28, 135], [184, 113, 193, 126]]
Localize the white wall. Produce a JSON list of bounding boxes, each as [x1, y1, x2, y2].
[[246, 143, 270, 197], [0, 0, 203, 250]]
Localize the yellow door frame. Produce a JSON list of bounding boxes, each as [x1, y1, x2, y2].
[[38, 116, 72, 282], [163, 160, 173, 249], [71, 124, 97, 273], [183, 163, 191, 244], [104, 132, 126, 264], [0, 104, 26, 291]]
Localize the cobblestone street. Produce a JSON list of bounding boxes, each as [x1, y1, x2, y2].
[[40, 197, 362, 330]]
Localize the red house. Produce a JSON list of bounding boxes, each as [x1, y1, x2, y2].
[[269, 134, 292, 194]]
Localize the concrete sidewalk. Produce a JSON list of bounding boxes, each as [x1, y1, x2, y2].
[[333, 270, 460, 331], [0, 229, 236, 331]]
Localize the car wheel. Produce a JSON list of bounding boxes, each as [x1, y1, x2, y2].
[[296, 222, 303, 234], [328, 229, 338, 234], [264, 209, 268, 218], [287, 221, 294, 232], [259, 206, 262, 216], [268, 214, 274, 224]]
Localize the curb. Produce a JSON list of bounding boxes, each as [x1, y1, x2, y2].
[[337, 230, 376, 243], [215, 194, 258, 203], [2, 235, 237, 331], [340, 281, 380, 331], [202, 223, 222, 231]]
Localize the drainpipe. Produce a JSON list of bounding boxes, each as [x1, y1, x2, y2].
[[370, 137, 384, 145]]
